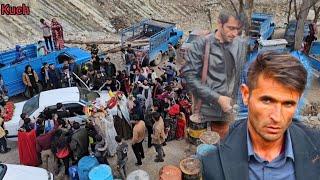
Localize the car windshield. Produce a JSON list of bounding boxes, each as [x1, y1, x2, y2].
[[78, 88, 100, 103], [22, 94, 40, 116]]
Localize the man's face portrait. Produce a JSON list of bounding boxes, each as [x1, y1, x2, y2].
[[218, 16, 241, 43], [241, 74, 301, 142]]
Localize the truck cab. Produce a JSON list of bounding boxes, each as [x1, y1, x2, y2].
[[120, 19, 183, 66], [249, 12, 275, 46]]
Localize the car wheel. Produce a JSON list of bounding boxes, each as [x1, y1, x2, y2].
[[151, 53, 162, 66]]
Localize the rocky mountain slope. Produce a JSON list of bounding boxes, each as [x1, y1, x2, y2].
[[0, 0, 293, 50]]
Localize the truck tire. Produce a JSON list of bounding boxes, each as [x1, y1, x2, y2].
[[152, 53, 162, 66]]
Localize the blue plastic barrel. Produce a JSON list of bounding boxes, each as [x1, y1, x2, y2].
[[78, 156, 99, 180], [196, 144, 217, 157], [89, 164, 113, 180], [69, 165, 79, 180]]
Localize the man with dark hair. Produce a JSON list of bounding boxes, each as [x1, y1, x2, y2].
[[48, 64, 60, 89], [36, 121, 57, 172], [68, 58, 81, 76], [102, 57, 116, 78], [56, 103, 69, 119], [61, 66, 75, 87], [168, 42, 177, 62], [40, 18, 54, 52], [151, 112, 166, 162], [41, 62, 50, 90], [181, 10, 246, 139], [131, 119, 146, 166], [94, 134, 108, 164], [115, 135, 128, 179], [70, 122, 89, 163], [202, 52, 320, 179]]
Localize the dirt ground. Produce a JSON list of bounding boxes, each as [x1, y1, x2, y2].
[[1, 137, 196, 180]]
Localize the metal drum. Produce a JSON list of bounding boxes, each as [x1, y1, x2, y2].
[[159, 165, 182, 180], [187, 114, 207, 145], [126, 169, 149, 180], [199, 131, 220, 145], [179, 157, 201, 180]]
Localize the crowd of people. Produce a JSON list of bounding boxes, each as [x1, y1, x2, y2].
[[10, 35, 192, 179], [1, 9, 320, 180]]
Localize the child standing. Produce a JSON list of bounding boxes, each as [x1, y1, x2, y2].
[[115, 136, 128, 179]]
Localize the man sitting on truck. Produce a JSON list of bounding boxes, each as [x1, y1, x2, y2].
[[168, 43, 177, 61], [12, 45, 27, 65]]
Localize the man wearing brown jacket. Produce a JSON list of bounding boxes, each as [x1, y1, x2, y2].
[[131, 120, 146, 166], [151, 112, 166, 162]]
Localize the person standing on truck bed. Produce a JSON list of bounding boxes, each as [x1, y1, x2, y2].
[[40, 18, 54, 52], [102, 57, 116, 78], [168, 43, 177, 61], [181, 10, 247, 139], [125, 44, 137, 73], [51, 18, 64, 50], [12, 45, 27, 64]]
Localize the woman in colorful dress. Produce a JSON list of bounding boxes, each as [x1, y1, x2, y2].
[[51, 18, 64, 50]]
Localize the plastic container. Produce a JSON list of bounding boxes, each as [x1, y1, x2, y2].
[[159, 165, 181, 180], [78, 156, 99, 180], [126, 169, 149, 180], [89, 164, 113, 180], [69, 165, 79, 180], [196, 144, 217, 157]]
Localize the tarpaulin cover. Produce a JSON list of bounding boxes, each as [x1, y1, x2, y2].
[[18, 129, 39, 166]]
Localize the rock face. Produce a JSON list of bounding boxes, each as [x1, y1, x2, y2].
[[0, 0, 205, 50], [0, 0, 293, 50]]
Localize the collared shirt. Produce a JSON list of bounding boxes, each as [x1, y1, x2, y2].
[[247, 129, 295, 180]]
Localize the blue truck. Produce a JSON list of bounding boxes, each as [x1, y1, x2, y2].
[[300, 41, 320, 82], [120, 19, 183, 65], [249, 12, 275, 46], [284, 20, 313, 48], [0, 44, 91, 97]]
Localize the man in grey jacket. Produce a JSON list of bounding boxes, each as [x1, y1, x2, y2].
[[70, 122, 89, 162], [181, 10, 247, 138]]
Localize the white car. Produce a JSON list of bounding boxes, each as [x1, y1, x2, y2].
[[4, 87, 117, 139], [0, 163, 53, 180]]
